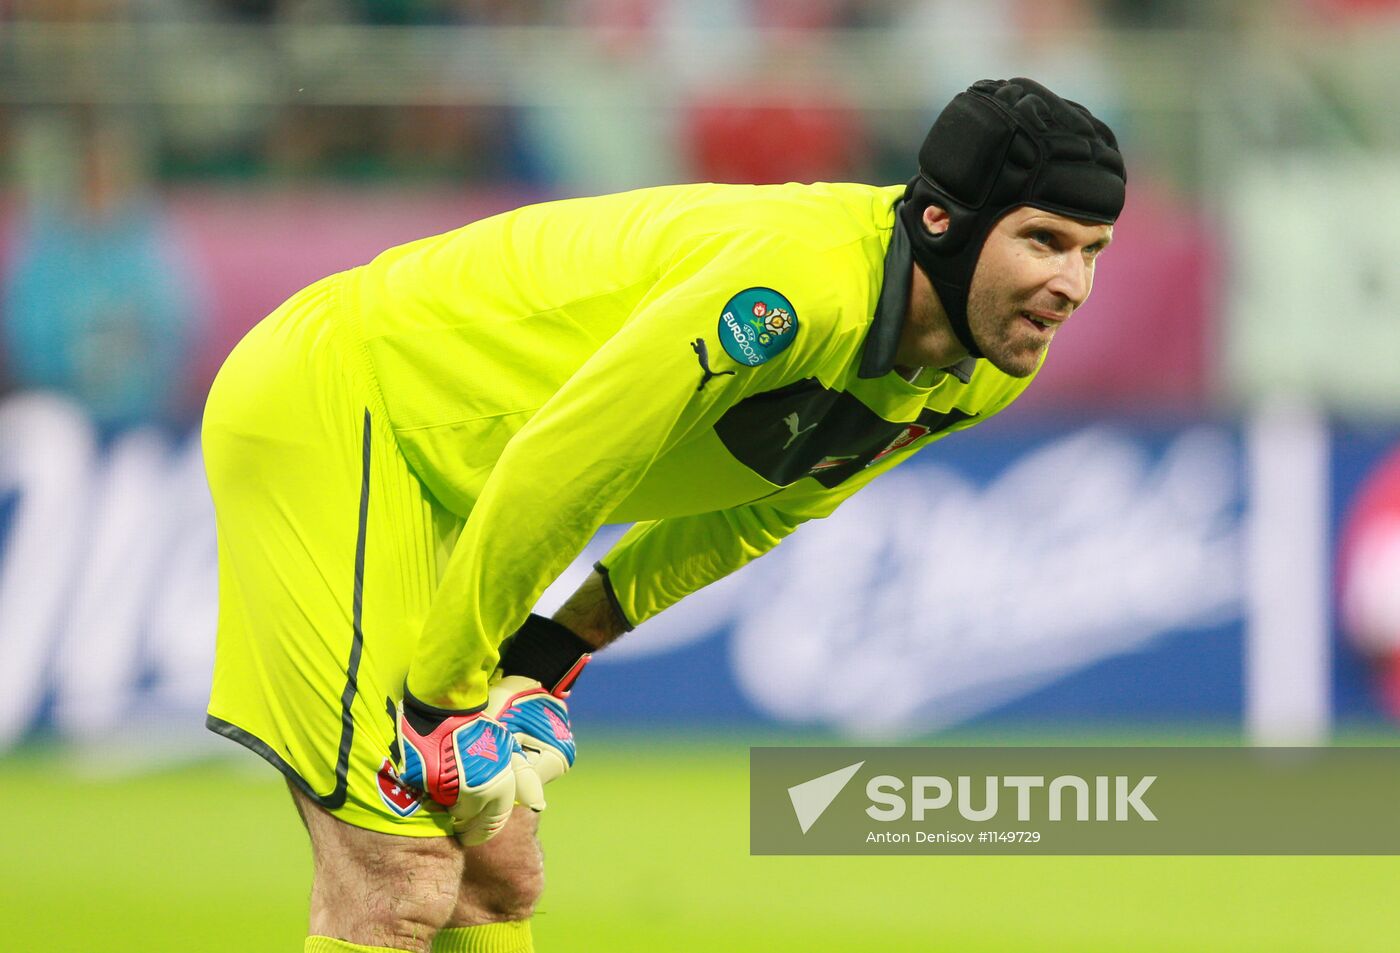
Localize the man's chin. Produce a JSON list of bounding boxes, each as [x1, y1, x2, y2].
[[983, 347, 1043, 379]]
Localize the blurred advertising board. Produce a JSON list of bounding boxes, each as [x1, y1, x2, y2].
[[3, 392, 1391, 753]]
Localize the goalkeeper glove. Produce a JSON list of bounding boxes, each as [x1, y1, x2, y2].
[[488, 614, 593, 785], [396, 687, 546, 844]]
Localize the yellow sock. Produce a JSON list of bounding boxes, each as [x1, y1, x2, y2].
[[431, 921, 533, 953], [305, 937, 414, 952]]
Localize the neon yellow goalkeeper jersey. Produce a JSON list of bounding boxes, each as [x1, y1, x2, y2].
[[344, 182, 1041, 708]]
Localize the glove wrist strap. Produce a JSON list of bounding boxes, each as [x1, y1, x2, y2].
[[500, 614, 593, 698], [401, 685, 485, 735]]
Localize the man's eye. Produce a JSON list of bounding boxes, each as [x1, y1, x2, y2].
[[1030, 231, 1055, 247]]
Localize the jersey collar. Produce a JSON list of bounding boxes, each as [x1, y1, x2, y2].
[[858, 202, 974, 385]]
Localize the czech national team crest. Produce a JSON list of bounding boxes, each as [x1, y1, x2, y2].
[[872, 424, 931, 464], [376, 758, 423, 817], [718, 287, 799, 366]]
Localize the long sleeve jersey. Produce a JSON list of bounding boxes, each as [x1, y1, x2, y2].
[[343, 181, 1041, 708]]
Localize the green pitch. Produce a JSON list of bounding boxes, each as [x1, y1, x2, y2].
[[3, 734, 1396, 952]]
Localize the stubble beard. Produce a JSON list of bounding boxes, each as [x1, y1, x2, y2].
[[966, 294, 1047, 379]]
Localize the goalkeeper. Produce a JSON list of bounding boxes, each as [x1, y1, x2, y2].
[[202, 77, 1124, 953]]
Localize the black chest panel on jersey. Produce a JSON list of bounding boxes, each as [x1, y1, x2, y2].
[[713, 378, 973, 488]]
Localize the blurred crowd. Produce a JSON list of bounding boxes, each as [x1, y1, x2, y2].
[[1, 0, 1229, 28], [10, 0, 1398, 28], [0, 0, 1174, 189], [1, 0, 1397, 424], [3, 0, 1389, 190], [0, 0, 1144, 423]]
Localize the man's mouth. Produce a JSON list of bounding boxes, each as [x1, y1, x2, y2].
[[1020, 311, 1055, 332]]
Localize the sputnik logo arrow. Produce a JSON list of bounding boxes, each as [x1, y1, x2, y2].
[[787, 761, 864, 834]]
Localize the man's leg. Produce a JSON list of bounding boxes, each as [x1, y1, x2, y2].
[[290, 782, 464, 953], [432, 807, 544, 953], [204, 280, 500, 950]]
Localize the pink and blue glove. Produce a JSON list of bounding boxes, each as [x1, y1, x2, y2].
[[396, 688, 545, 844], [487, 614, 593, 785], [488, 676, 577, 785]]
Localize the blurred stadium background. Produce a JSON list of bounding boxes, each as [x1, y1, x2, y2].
[[4, 1, 1400, 950]]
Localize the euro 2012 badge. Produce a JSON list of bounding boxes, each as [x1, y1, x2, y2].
[[718, 287, 799, 366]]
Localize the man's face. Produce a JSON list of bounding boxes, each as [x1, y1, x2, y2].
[[965, 206, 1113, 378]]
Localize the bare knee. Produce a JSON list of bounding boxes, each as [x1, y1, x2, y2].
[[450, 807, 545, 924], [311, 834, 464, 948], [290, 782, 464, 952]]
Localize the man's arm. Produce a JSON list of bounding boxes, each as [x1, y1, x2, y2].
[[552, 569, 630, 650], [406, 231, 845, 710], [593, 383, 1020, 629]]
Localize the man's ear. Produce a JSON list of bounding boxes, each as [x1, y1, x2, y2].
[[922, 204, 951, 237]]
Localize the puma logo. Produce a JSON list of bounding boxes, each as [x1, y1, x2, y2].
[[782, 412, 818, 449], [692, 338, 736, 391]]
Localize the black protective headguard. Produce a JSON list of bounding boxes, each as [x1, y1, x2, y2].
[[898, 78, 1126, 358]]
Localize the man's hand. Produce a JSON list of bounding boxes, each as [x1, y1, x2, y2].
[[396, 689, 546, 844], [490, 612, 596, 784], [488, 675, 577, 785]]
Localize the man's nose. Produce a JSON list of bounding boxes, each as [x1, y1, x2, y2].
[[1046, 253, 1091, 309]]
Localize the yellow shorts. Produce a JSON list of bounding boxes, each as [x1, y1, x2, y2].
[[202, 272, 459, 836]]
